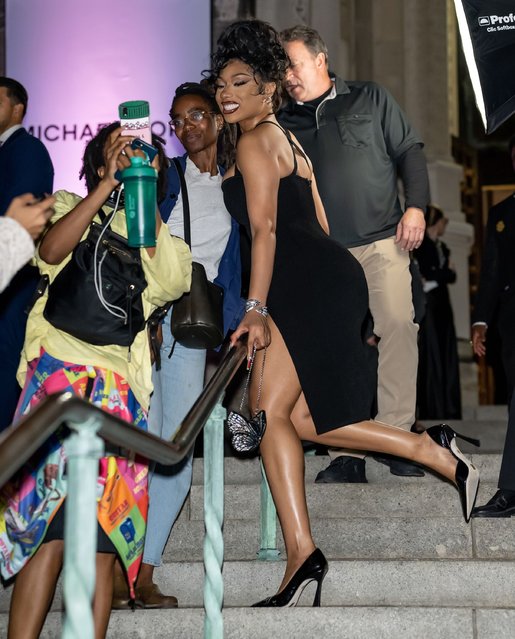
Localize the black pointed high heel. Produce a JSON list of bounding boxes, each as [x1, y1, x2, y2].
[[252, 548, 328, 607], [425, 424, 480, 522]]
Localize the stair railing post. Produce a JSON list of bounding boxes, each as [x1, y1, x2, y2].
[[203, 399, 225, 639], [257, 460, 280, 561], [62, 415, 104, 639]]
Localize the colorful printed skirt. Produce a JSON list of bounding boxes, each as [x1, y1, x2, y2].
[[0, 349, 148, 597]]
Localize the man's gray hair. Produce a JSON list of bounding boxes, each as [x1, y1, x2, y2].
[[280, 25, 329, 67]]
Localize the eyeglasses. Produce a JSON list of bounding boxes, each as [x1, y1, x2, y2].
[[168, 110, 216, 131]]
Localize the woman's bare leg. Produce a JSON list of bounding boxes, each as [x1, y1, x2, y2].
[[252, 319, 315, 591], [257, 319, 460, 596], [291, 394, 458, 482], [9, 543, 116, 639], [93, 553, 116, 639], [135, 561, 155, 587], [8, 540, 64, 639]]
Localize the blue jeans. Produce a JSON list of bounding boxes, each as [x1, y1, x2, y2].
[[143, 310, 206, 566]]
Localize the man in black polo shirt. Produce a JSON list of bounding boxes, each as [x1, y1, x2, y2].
[[279, 26, 430, 482]]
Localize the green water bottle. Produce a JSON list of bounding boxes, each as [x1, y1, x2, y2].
[[121, 156, 157, 248]]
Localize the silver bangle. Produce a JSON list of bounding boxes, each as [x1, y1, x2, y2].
[[254, 306, 269, 318], [245, 298, 262, 313], [245, 298, 269, 318]]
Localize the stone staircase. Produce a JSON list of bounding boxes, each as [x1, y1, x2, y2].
[[1, 411, 515, 638]]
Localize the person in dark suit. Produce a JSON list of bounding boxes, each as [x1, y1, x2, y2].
[[472, 135, 515, 517], [0, 78, 54, 214], [0, 77, 54, 431], [472, 392, 515, 518], [471, 136, 515, 394]]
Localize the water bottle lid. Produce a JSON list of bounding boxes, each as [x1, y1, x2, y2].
[[121, 155, 157, 179], [129, 156, 146, 167], [119, 100, 150, 119]]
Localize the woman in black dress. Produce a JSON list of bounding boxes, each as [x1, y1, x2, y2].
[[214, 19, 479, 607], [415, 205, 462, 420]]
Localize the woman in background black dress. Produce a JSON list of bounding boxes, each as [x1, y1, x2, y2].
[[415, 205, 462, 419], [214, 19, 478, 608]]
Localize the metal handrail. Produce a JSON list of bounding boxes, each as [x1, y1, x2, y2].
[[0, 341, 246, 488]]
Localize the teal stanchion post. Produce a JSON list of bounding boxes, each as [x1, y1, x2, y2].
[[203, 400, 225, 638], [257, 460, 280, 561], [62, 416, 104, 639]]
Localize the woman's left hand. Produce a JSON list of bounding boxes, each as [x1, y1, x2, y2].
[[230, 311, 271, 362]]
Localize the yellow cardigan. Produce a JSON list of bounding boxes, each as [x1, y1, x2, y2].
[[18, 190, 192, 410]]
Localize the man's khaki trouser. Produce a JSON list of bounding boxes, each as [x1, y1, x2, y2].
[[330, 237, 419, 460]]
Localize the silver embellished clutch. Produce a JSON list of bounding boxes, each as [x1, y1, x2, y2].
[[227, 346, 267, 454], [227, 409, 266, 453]]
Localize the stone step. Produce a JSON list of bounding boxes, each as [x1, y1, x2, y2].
[[3, 509, 513, 613], [1, 430, 510, 635], [160, 510, 515, 562], [192, 453, 502, 485], [4, 552, 515, 616], [186, 478, 500, 521], [101, 558, 515, 609], [4, 558, 513, 613], [470, 404, 509, 421], [12, 606, 515, 639]]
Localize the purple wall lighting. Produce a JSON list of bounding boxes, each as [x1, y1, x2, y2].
[[6, 0, 211, 194]]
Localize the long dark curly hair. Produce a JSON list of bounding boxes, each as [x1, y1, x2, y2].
[[211, 19, 290, 112]]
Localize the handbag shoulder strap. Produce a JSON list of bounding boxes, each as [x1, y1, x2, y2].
[[172, 157, 191, 248], [96, 207, 114, 228], [97, 188, 125, 226]]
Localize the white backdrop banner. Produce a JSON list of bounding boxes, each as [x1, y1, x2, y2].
[[6, 0, 211, 193]]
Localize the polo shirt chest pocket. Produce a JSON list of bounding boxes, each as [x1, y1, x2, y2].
[[336, 114, 373, 148]]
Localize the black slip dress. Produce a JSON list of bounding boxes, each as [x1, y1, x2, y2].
[[222, 121, 375, 433]]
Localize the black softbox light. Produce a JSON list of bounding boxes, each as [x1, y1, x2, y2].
[[454, 0, 515, 133]]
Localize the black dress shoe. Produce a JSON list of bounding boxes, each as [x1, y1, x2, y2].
[[373, 453, 425, 477], [410, 421, 426, 434], [252, 548, 328, 607], [471, 490, 515, 518], [315, 456, 367, 483]]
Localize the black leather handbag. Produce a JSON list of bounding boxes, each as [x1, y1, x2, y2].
[[43, 209, 147, 347], [169, 158, 224, 350]]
